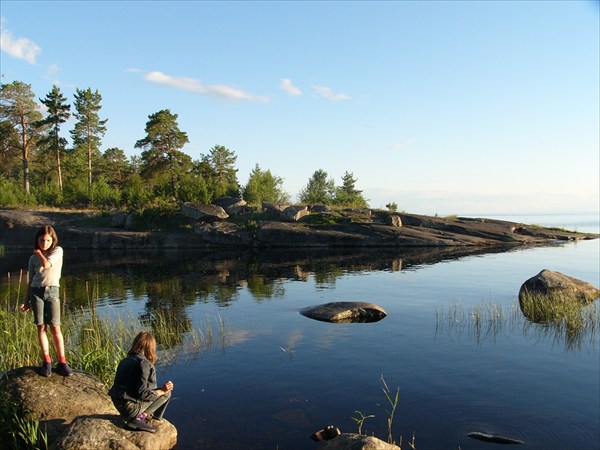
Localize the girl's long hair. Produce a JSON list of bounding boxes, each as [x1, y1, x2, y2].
[[34, 225, 59, 252], [128, 331, 158, 364]]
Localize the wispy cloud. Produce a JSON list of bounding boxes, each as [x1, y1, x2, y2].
[[0, 19, 41, 64], [312, 85, 350, 101], [391, 139, 416, 150], [144, 70, 270, 103], [280, 78, 302, 96]]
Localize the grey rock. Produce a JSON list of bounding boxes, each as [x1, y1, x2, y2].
[[317, 433, 399, 449], [388, 215, 402, 227], [1, 367, 177, 450], [182, 202, 228, 221], [300, 302, 387, 323], [110, 210, 127, 228], [519, 269, 600, 304], [50, 416, 177, 450], [212, 196, 246, 210], [282, 205, 310, 222], [310, 204, 330, 213], [262, 202, 290, 213]]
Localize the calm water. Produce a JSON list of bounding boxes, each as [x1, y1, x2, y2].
[[1, 214, 598, 450]]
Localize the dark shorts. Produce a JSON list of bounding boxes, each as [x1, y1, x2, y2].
[[30, 286, 61, 326]]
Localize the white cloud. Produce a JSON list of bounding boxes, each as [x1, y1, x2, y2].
[[390, 139, 416, 150], [280, 78, 302, 96], [144, 70, 270, 103], [47, 63, 59, 76], [312, 85, 350, 101], [0, 20, 41, 64]]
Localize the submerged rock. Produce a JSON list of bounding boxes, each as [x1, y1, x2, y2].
[[467, 431, 524, 445], [300, 302, 387, 323]]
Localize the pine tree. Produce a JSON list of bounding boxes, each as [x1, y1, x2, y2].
[[71, 88, 107, 200], [37, 85, 71, 191], [135, 109, 190, 200], [0, 81, 43, 194]]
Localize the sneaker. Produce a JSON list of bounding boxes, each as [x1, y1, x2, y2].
[[310, 425, 341, 441], [56, 362, 73, 377], [126, 418, 156, 433], [40, 361, 52, 377]]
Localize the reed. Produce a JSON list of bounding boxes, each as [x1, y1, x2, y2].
[[0, 273, 228, 383], [351, 376, 416, 449], [436, 297, 599, 350]]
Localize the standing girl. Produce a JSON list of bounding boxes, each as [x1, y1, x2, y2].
[[20, 225, 73, 377], [109, 331, 174, 433]]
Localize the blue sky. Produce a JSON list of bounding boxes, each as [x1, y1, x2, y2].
[[1, 0, 598, 215]]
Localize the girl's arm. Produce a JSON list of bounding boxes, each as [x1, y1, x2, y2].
[[34, 249, 52, 269], [155, 380, 174, 396]]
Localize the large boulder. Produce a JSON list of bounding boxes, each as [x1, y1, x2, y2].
[[518, 269, 599, 322], [282, 205, 310, 222], [519, 270, 600, 304], [211, 196, 246, 210], [1, 367, 177, 450], [50, 416, 177, 450], [300, 302, 387, 323], [317, 433, 399, 449], [182, 202, 228, 221]]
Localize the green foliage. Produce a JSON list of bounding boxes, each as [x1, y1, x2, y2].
[[300, 212, 341, 225], [36, 85, 71, 192], [386, 202, 398, 212], [351, 410, 375, 435], [71, 87, 107, 199], [1, 78, 378, 211], [0, 177, 28, 206], [91, 176, 121, 208], [299, 169, 336, 204], [0, 80, 44, 194], [243, 163, 290, 206], [32, 183, 64, 207], [136, 109, 191, 200], [333, 171, 368, 208], [0, 392, 48, 450]]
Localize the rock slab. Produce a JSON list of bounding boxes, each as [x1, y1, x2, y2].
[[1, 367, 177, 450]]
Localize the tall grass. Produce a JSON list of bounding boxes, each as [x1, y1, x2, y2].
[[436, 296, 600, 351], [0, 272, 228, 384], [351, 376, 416, 449], [1, 272, 228, 449]]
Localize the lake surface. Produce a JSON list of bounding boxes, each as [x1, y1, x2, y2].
[[1, 213, 598, 449]]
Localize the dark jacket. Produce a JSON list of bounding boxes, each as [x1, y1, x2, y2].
[[108, 353, 159, 403]]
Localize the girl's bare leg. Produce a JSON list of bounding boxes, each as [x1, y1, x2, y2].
[[37, 325, 51, 361], [50, 325, 66, 361]]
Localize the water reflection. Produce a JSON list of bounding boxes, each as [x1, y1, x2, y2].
[[0, 244, 521, 308]]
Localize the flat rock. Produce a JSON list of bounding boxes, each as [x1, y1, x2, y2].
[[317, 433, 399, 449], [300, 302, 387, 323]]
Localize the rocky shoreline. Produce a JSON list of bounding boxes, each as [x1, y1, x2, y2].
[[0, 208, 597, 251]]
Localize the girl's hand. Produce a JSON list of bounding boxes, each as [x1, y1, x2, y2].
[[161, 381, 174, 392], [20, 303, 31, 312]]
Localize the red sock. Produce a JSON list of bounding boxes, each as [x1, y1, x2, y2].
[[43, 354, 51, 363], [59, 356, 66, 364]]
